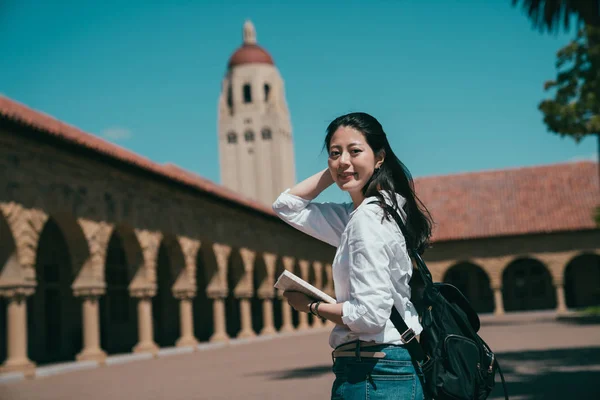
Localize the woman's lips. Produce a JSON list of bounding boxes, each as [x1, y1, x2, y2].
[[338, 173, 356, 182]]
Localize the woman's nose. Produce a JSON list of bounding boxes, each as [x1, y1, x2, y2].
[[339, 152, 351, 165]]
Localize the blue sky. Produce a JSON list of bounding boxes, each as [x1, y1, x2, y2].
[[1, 0, 596, 203]]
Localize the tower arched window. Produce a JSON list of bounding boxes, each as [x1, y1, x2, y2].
[[227, 85, 233, 109], [264, 83, 271, 102], [227, 132, 237, 144], [243, 84, 252, 103], [261, 128, 272, 140], [244, 130, 255, 142]]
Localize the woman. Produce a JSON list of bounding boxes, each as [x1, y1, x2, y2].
[[272, 112, 433, 399]]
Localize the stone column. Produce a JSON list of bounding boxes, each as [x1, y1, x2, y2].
[[0, 206, 45, 377], [209, 296, 229, 342], [279, 256, 295, 333], [173, 289, 198, 348], [0, 289, 35, 377], [296, 259, 311, 330], [131, 289, 159, 355], [555, 284, 568, 314], [75, 288, 107, 364], [129, 230, 161, 355], [237, 297, 255, 338], [174, 237, 201, 347], [72, 219, 113, 364], [258, 253, 277, 336], [235, 248, 256, 339], [260, 298, 276, 335], [493, 286, 505, 315], [208, 244, 230, 343]]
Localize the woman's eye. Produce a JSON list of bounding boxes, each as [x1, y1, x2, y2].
[[351, 149, 362, 154], [329, 151, 340, 157]]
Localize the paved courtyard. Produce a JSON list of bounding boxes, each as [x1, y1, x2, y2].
[[1, 312, 599, 400]]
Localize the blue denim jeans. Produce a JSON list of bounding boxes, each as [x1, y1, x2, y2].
[[331, 342, 424, 400]]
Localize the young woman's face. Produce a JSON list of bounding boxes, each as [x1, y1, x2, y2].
[[327, 126, 383, 195]]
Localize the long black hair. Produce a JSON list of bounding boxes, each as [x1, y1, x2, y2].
[[325, 112, 434, 255]]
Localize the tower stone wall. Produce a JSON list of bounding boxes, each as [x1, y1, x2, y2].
[[218, 21, 295, 206]]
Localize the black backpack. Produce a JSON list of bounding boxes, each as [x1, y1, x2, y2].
[[384, 205, 509, 400]]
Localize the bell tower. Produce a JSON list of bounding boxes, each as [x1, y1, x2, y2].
[[218, 21, 295, 205]]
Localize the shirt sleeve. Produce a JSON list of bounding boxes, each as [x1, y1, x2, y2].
[[341, 209, 395, 333], [272, 190, 350, 247]]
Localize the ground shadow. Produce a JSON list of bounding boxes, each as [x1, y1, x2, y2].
[[489, 347, 600, 400], [251, 347, 600, 400], [247, 364, 332, 380]]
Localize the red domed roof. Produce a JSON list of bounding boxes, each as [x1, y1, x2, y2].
[[228, 44, 274, 68]]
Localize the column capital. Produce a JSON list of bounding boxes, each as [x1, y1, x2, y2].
[[207, 287, 228, 299], [239, 247, 256, 272], [212, 243, 232, 266], [130, 287, 156, 299], [76, 218, 114, 286], [282, 256, 295, 271], [173, 288, 197, 300], [0, 284, 35, 299], [256, 253, 277, 300], [135, 229, 162, 277], [1, 204, 48, 272], [178, 236, 202, 259], [234, 248, 256, 298], [72, 285, 106, 298], [263, 252, 277, 272]]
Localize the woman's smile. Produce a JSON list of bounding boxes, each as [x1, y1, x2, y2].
[[338, 172, 357, 181]]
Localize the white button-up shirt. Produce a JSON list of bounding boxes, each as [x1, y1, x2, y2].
[[272, 190, 423, 349]]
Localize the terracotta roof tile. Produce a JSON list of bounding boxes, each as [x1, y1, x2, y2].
[[0, 95, 274, 217], [415, 162, 600, 242]]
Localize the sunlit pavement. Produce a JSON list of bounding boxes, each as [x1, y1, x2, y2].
[[0, 311, 599, 400]]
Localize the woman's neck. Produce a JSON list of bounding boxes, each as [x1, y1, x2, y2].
[[350, 191, 365, 209]]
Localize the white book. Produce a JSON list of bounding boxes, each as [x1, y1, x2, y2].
[[274, 270, 337, 304]]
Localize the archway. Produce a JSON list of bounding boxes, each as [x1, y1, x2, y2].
[[565, 253, 600, 309], [251, 255, 267, 334], [152, 239, 181, 347], [307, 263, 318, 325], [28, 218, 82, 364], [194, 246, 215, 342], [502, 258, 556, 312], [291, 261, 300, 329], [100, 230, 138, 354], [443, 262, 494, 314], [272, 258, 285, 331], [225, 249, 243, 338]]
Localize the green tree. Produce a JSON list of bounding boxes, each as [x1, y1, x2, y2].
[[512, 0, 599, 33], [539, 25, 599, 176], [539, 25, 600, 225]]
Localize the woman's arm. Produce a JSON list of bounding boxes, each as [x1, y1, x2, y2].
[[272, 169, 349, 247], [287, 168, 335, 200], [283, 291, 347, 327]]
